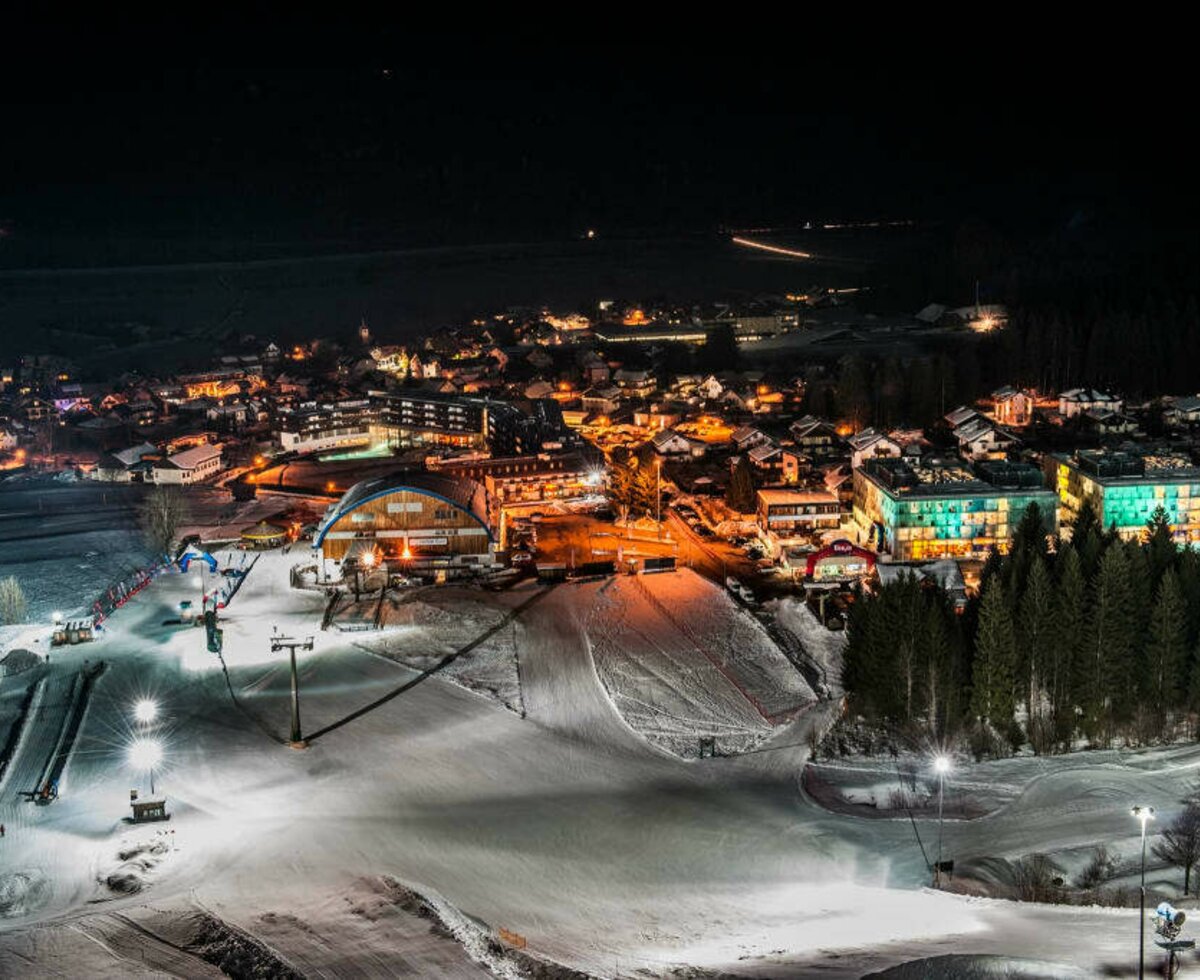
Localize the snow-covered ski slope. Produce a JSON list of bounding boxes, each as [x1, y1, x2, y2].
[[0, 550, 1195, 978]]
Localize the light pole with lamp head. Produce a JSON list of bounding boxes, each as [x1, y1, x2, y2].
[[655, 458, 662, 539], [128, 737, 163, 797], [1134, 804, 1156, 980], [933, 755, 951, 886]]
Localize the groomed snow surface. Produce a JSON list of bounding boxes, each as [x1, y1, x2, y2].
[[1, 551, 1198, 978]]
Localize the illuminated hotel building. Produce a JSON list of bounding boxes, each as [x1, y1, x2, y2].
[[854, 457, 1057, 560], [278, 392, 579, 457], [1049, 450, 1200, 544]]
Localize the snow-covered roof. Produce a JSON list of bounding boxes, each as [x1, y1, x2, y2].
[[789, 415, 835, 439], [1061, 388, 1120, 403], [847, 428, 894, 452], [955, 418, 1010, 442], [1167, 395, 1200, 414], [731, 425, 765, 444], [944, 405, 980, 428], [651, 429, 689, 449], [111, 442, 157, 467], [876, 559, 966, 594], [160, 444, 223, 471]]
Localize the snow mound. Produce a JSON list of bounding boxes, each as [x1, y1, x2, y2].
[[0, 870, 51, 919], [98, 832, 176, 897], [580, 571, 814, 757], [0, 649, 41, 676]]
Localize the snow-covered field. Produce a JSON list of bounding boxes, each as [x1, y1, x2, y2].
[[2, 548, 1200, 978]]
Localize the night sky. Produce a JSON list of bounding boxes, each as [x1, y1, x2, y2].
[[0, 39, 1191, 262]]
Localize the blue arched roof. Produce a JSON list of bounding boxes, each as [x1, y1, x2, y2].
[[313, 470, 493, 548]]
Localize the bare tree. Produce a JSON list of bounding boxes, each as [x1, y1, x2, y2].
[[0, 576, 27, 625], [139, 485, 189, 557], [1154, 803, 1200, 896]]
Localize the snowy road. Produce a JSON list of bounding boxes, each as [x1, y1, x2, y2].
[[0, 552, 1191, 978]]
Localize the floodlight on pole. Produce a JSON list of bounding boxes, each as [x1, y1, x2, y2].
[[128, 737, 163, 796], [1134, 805, 1156, 980], [51, 610, 63, 625], [133, 698, 158, 726], [934, 755, 951, 887]]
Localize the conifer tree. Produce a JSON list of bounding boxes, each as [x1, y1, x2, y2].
[[1146, 568, 1188, 730], [1146, 504, 1176, 586], [923, 599, 951, 736], [1125, 542, 1152, 650], [1018, 557, 1056, 743], [971, 578, 1017, 731], [1083, 544, 1135, 738], [1054, 546, 1087, 745]]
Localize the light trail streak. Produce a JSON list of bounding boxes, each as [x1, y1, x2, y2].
[[731, 237, 812, 259]]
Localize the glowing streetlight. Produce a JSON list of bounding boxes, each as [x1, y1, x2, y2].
[[51, 610, 63, 625], [128, 737, 163, 796], [1134, 805, 1156, 979], [133, 698, 158, 726], [933, 755, 951, 887]]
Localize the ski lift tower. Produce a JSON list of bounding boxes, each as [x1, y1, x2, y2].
[[271, 628, 314, 748]]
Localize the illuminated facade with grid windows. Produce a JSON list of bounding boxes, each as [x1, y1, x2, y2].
[[853, 458, 1057, 561], [1049, 451, 1200, 544]]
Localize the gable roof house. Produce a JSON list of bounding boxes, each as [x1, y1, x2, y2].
[[847, 428, 902, 469], [953, 417, 1020, 460]]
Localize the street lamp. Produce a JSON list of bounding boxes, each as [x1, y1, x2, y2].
[[1134, 804, 1156, 980], [133, 698, 158, 726], [128, 737, 163, 796], [933, 755, 951, 887], [51, 610, 63, 625], [655, 458, 663, 539]]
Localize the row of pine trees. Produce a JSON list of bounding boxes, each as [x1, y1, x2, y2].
[[844, 501, 1200, 754]]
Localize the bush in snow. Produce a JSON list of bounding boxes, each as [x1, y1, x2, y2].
[[1011, 853, 1065, 904], [1074, 845, 1118, 891]]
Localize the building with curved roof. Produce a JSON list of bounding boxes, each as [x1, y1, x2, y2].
[[313, 470, 494, 568]]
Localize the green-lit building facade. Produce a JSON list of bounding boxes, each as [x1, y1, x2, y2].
[[1049, 451, 1200, 544], [854, 458, 1057, 560]]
